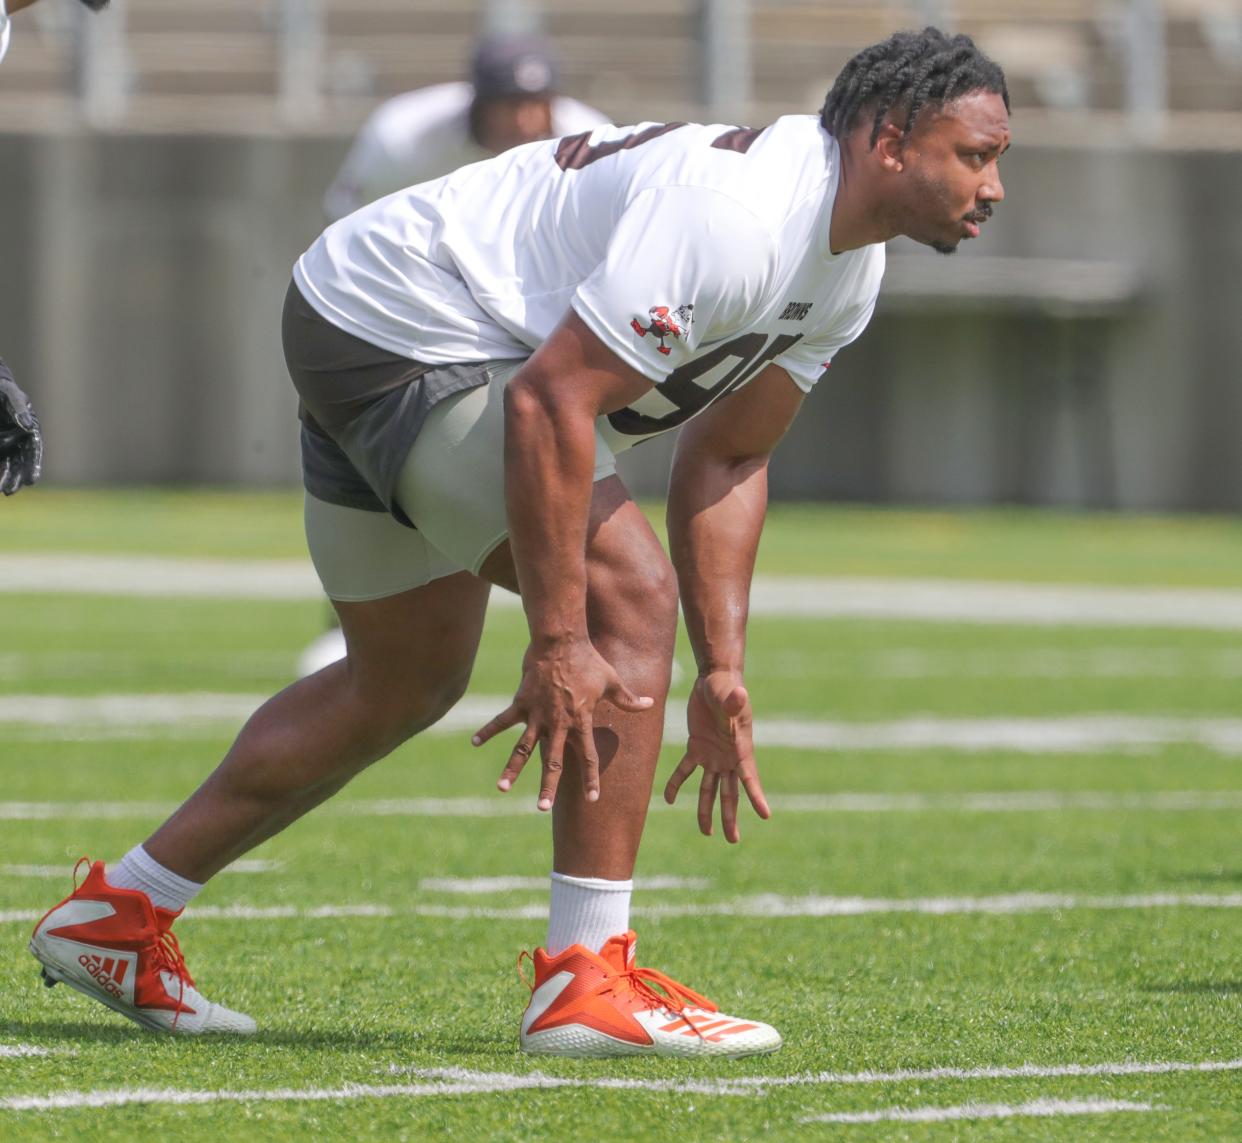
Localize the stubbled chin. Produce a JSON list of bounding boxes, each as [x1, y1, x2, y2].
[[930, 239, 959, 255]]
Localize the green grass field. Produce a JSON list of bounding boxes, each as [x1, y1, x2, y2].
[[1, 491, 1239, 1140]]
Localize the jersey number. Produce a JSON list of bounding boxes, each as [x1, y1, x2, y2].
[[557, 121, 774, 434], [608, 332, 802, 437]]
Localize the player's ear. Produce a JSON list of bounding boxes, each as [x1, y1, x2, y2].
[[873, 122, 907, 173]]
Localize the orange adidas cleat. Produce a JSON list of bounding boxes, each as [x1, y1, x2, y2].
[[29, 859, 255, 1035], [519, 930, 781, 1058]]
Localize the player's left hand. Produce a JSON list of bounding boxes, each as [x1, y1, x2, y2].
[[0, 361, 44, 496], [663, 670, 770, 843]]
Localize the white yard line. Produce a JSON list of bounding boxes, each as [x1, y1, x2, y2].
[[412, 892, 1242, 921], [4, 891, 1242, 927], [0, 802, 177, 820], [418, 875, 710, 894], [772, 791, 1242, 812], [3, 554, 1242, 628], [3, 789, 1241, 824], [1, 860, 279, 878], [770, 647, 1242, 680], [0, 555, 325, 601], [397, 1056, 1242, 1092], [3, 1057, 1237, 1112], [0, 1046, 57, 1058], [8, 692, 1242, 755], [799, 1097, 1161, 1124]]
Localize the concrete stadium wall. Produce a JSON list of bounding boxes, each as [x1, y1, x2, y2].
[[0, 130, 1239, 510]]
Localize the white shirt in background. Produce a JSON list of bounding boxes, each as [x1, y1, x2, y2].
[[322, 81, 610, 222], [0, 0, 12, 67]]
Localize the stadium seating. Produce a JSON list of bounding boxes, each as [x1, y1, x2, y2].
[[0, 1, 1238, 130]]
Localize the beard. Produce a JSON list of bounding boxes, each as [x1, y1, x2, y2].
[[904, 167, 994, 255]]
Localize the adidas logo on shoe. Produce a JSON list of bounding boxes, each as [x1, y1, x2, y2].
[[76, 953, 131, 999], [30, 858, 256, 1035]]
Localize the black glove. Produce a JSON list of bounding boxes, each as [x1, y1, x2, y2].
[[0, 359, 44, 496]]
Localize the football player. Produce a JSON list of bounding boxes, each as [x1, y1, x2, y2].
[[323, 33, 609, 222], [33, 27, 1009, 1055]]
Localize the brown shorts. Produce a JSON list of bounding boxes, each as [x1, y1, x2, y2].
[[281, 280, 510, 526]]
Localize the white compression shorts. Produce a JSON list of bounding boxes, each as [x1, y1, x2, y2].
[[304, 360, 619, 601]]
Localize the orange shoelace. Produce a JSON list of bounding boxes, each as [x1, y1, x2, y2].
[[153, 917, 195, 1030], [517, 949, 720, 1042], [604, 964, 717, 1018]]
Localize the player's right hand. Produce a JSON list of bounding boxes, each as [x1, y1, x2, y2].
[[0, 361, 44, 496], [471, 637, 654, 811]]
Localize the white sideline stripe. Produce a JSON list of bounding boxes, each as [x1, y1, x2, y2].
[[418, 875, 710, 894], [0, 1046, 57, 1058], [4, 789, 1242, 824], [6, 1055, 1237, 1112], [9, 693, 1242, 756], [3, 553, 1242, 629], [799, 1098, 1161, 1125], [5, 891, 1242, 928]]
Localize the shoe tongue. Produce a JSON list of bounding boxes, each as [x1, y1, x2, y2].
[[598, 930, 638, 972]]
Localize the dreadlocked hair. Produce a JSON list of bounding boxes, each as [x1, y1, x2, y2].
[[820, 27, 1009, 148]]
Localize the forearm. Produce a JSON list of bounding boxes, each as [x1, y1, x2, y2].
[[667, 448, 768, 675], [504, 383, 598, 644]]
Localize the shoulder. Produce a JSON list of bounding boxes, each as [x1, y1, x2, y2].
[[364, 83, 473, 142], [657, 116, 836, 236], [550, 96, 612, 134]]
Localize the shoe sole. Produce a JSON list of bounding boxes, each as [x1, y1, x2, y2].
[[521, 1032, 783, 1059], [29, 938, 172, 1034]]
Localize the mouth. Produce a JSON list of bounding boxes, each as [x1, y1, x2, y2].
[[962, 203, 994, 240]]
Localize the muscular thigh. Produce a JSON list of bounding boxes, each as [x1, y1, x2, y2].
[[398, 361, 620, 583], [480, 474, 676, 643]]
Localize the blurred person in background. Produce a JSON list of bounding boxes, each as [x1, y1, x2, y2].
[[301, 31, 611, 672], [0, 0, 108, 496], [322, 32, 609, 223], [31, 28, 1009, 1056]]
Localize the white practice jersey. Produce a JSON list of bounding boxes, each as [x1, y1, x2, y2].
[[0, 0, 11, 67], [295, 116, 885, 451], [322, 82, 610, 221]]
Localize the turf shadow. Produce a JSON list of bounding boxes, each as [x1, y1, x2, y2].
[[0, 1018, 142, 1046]]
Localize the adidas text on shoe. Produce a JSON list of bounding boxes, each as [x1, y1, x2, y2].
[[519, 930, 781, 1058], [29, 858, 256, 1035]]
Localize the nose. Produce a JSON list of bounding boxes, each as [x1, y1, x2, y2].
[[982, 164, 1005, 205]]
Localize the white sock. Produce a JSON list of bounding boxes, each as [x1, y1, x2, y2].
[[546, 871, 633, 956], [108, 845, 204, 913]]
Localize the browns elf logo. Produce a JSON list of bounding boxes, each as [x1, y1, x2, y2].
[[631, 304, 694, 356]]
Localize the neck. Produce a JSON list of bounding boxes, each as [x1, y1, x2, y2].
[[828, 137, 899, 255]]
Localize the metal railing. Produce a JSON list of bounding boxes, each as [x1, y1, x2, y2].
[[59, 1, 1228, 132]]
